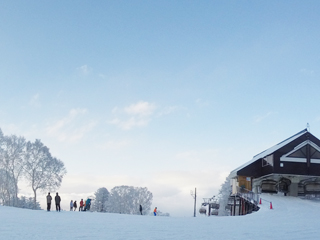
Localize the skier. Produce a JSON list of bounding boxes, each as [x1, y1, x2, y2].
[[70, 200, 73, 211], [153, 207, 157, 216], [55, 192, 61, 212], [79, 199, 84, 211], [139, 204, 143, 215], [73, 200, 77, 211], [46, 192, 52, 211]]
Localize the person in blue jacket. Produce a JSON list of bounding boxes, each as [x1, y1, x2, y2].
[[84, 198, 91, 211]]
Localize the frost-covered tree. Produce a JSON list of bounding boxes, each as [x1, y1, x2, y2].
[[108, 186, 153, 215], [156, 210, 170, 217], [23, 139, 67, 209], [0, 129, 67, 209], [0, 128, 4, 151], [0, 168, 16, 206], [18, 196, 41, 210], [92, 187, 109, 212], [218, 175, 232, 216], [0, 135, 26, 207]]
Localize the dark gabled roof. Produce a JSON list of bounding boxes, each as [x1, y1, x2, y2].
[[229, 129, 308, 178], [252, 129, 308, 158]]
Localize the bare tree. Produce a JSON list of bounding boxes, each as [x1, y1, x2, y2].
[[0, 128, 3, 148], [0, 129, 67, 209], [23, 139, 67, 209], [0, 134, 26, 206], [0, 130, 10, 205], [0, 168, 15, 206]]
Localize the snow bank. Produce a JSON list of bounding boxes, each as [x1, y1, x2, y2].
[[2, 194, 320, 239]]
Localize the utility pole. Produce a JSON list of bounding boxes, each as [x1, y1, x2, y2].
[[190, 188, 197, 217]]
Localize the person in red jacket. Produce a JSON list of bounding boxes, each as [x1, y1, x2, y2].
[[79, 199, 84, 211]]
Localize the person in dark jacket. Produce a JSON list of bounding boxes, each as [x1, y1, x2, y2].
[[46, 192, 52, 211], [139, 204, 142, 215], [73, 200, 77, 211], [55, 192, 61, 212]]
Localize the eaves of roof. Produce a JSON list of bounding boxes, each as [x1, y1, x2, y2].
[[229, 129, 308, 178]]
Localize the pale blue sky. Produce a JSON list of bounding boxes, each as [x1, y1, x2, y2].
[[1, 1, 320, 216]]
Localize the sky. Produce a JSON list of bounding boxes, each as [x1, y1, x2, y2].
[[1, 1, 320, 216]]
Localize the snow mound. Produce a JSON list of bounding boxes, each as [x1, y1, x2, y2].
[[2, 194, 320, 240]]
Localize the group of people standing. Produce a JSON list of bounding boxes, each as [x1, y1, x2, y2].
[[46, 192, 91, 212], [69, 199, 91, 211], [46, 192, 61, 211]]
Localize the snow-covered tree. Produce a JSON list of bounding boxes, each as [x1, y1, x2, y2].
[[0, 129, 67, 209], [0, 168, 16, 206], [23, 139, 67, 209], [92, 187, 109, 212], [218, 175, 232, 216], [18, 196, 41, 210], [108, 186, 153, 215], [0, 134, 26, 207], [156, 210, 170, 217]]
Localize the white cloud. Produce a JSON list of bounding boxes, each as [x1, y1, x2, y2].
[[195, 98, 209, 107], [121, 117, 150, 130], [29, 93, 41, 107], [254, 111, 275, 123], [97, 140, 130, 150], [124, 101, 156, 116], [109, 101, 180, 130], [109, 101, 155, 130], [77, 65, 92, 75], [176, 150, 199, 162], [98, 73, 107, 79], [109, 117, 150, 130], [300, 68, 314, 76], [157, 106, 178, 117], [46, 108, 97, 143], [175, 149, 219, 164], [0, 123, 20, 135]]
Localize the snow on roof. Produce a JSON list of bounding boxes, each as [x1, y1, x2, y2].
[[229, 129, 308, 178]]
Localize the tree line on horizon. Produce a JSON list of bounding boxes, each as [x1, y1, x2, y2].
[[0, 128, 67, 209], [91, 186, 153, 215]]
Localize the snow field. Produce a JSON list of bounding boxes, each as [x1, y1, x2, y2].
[[2, 193, 320, 239]]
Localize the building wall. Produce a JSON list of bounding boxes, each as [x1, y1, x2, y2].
[[238, 132, 320, 179], [273, 133, 320, 176], [238, 176, 252, 191]]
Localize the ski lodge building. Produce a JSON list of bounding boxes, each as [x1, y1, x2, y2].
[[228, 129, 320, 215]]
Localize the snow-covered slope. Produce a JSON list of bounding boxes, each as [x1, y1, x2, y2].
[[2, 194, 320, 240]]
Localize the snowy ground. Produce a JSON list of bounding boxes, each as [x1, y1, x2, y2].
[[2, 194, 320, 239]]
